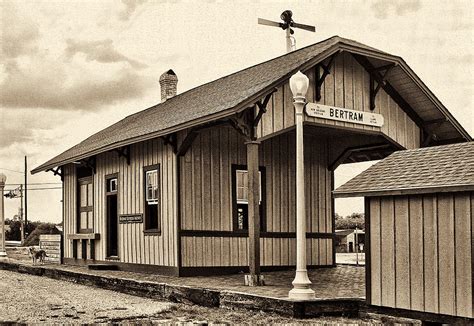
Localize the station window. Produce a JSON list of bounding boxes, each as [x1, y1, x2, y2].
[[77, 176, 93, 233], [232, 165, 266, 231], [143, 165, 161, 233]]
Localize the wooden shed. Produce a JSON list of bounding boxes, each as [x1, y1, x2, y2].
[[334, 142, 474, 320], [31, 36, 471, 278]]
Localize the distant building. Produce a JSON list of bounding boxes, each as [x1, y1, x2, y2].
[[335, 229, 365, 253]]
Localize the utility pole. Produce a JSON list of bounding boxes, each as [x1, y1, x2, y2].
[[24, 156, 28, 239], [19, 185, 24, 244]]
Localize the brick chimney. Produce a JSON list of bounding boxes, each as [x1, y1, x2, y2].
[[159, 69, 178, 102]]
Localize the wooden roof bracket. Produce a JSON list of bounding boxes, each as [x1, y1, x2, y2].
[[229, 110, 254, 140], [231, 89, 276, 141], [46, 166, 63, 181], [162, 134, 178, 154], [114, 145, 130, 165], [369, 63, 396, 111], [315, 53, 338, 101], [83, 156, 96, 174]]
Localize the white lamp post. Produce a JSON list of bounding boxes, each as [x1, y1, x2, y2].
[[288, 71, 315, 299], [0, 173, 7, 257]]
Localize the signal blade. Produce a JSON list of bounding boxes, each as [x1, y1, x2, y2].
[[293, 22, 316, 32], [258, 18, 282, 28]]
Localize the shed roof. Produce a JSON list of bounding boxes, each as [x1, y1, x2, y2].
[[32, 36, 472, 174], [333, 142, 474, 198]]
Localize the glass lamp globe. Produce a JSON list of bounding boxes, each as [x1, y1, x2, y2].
[[289, 71, 309, 97], [0, 173, 6, 185]]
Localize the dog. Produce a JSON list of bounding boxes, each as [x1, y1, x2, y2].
[[28, 247, 48, 265]]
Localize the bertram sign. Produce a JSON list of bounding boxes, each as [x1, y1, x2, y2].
[[305, 103, 384, 127]]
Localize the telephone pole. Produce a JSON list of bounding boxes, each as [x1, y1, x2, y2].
[[24, 156, 28, 238]]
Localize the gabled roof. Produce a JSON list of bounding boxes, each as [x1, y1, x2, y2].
[[32, 36, 472, 174], [334, 142, 474, 198]]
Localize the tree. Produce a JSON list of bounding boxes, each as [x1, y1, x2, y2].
[[335, 212, 365, 230], [23, 223, 60, 247], [5, 220, 39, 241]]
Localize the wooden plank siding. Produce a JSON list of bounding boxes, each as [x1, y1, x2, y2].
[[368, 193, 473, 318], [257, 52, 421, 150], [180, 125, 333, 267], [62, 138, 178, 267]]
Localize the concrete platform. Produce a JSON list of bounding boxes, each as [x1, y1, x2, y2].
[[0, 259, 364, 318], [0, 259, 470, 323]]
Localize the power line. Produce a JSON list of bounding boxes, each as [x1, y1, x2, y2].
[[0, 168, 24, 174], [3, 187, 62, 192], [7, 183, 61, 186]]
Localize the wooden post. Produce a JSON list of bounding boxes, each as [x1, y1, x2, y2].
[[245, 140, 263, 286]]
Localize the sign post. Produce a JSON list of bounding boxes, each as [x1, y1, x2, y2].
[[0, 173, 7, 257]]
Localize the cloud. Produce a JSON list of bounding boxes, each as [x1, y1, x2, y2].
[[0, 57, 153, 111], [1, 2, 40, 58], [0, 108, 70, 148], [65, 39, 147, 69], [371, 0, 422, 19], [118, 0, 147, 21]]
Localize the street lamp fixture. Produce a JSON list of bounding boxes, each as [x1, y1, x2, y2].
[[289, 70, 309, 98], [288, 71, 315, 300]]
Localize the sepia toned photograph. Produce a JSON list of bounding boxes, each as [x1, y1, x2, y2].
[[0, 0, 472, 324]]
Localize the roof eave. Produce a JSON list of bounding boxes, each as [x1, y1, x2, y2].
[[333, 184, 474, 198]]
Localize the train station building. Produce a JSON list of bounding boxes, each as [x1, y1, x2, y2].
[[32, 36, 471, 287]]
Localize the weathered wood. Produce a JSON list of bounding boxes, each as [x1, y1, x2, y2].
[[409, 196, 424, 311], [247, 140, 261, 277], [423, 195, 439, 314], [380, 197, 395, 307], [394, 197, 410, 309], [437, 193, 456, 315], [454, 193, 472, 317]]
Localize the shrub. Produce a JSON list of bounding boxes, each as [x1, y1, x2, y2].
[[23, 223, 61, 247]]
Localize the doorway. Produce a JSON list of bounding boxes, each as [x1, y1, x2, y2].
[[106, 176, 118, 257]]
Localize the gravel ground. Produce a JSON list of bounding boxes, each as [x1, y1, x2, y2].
[[0, 269, 381, 325]]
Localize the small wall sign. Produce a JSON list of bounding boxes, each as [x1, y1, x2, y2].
[[305, 103, 384, 127], [119, 214, 143, 224]]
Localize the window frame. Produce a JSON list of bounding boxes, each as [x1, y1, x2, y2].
[[143, 164, 161, 234], [77, 176, 94, 233], [231, 164, 266, 233]]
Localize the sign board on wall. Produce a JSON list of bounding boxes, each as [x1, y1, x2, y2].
[[119, 214, 143, 224], [305, 103, 384, 127], [39, 234, 62, 264]]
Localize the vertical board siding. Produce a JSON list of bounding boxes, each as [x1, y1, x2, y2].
[[62, 139, 178, 267], [180, 236, 332, 267], [63, 164, 76, 258], [380, 197, 396, 307], [257, 53, 421, 150], [180, 125, 333, 267], [369, 193, 473, 318]]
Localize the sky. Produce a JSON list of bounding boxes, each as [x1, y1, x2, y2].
[[0, 0, 473, 223]]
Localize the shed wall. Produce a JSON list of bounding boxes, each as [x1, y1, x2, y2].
[[368, 193, 473, 318]]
